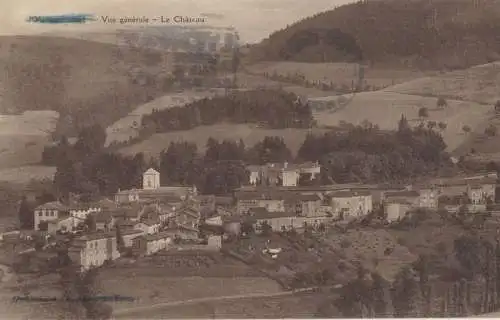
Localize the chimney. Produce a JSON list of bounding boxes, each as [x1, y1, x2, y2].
[[284, 161, 288, 169]]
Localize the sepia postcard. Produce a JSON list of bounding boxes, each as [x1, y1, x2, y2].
[[1, 0, 500, 318]]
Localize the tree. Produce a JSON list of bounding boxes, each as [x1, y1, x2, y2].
[[335, 266, 373, 317], [437, 97, 447, 108], [240, 220, 254, 235], [116, 225, 125, 252], [418, 107, 429, 121], [84, 214, 97, 232], [18, 197, 34, 230], [260, 221, 272, 236], [371, 272, 390, 317], [413, 254, 432, 316], [397, 114, 411, 133], [391, 267, 418, 317], [485, 124, 497, 137], [427, 121, 437, 130], [495, 100, 500, 113], [462, 125, 471, 135], [438, 121, 447, 132]]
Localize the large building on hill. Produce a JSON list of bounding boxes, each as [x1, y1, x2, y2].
[[246, 162, 321, 187], [114, 168, 197, 204]]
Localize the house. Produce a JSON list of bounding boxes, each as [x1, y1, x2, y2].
[[205, 215, 223, 226], [47, 216, 75, 234], [385, 201, 412, 222], [415, 187, 438, 209], [114, 168, 197, 204], [120, 229, 144, 247], [383, 191, 420, 207], [171, 206, 201, 230], [247, 162, 321, 187], [430, 174, 497, 201], [132, 232, 173, 256], [34, 201, 69, 231], [285, 194, 322, 217], [328, 190, 373, 220], [94, 211, 114, 232], [162, 225, 199, 241], [68, 232, 120, 271], [114, 218, 137, 231], [69, 205, 101, 221], [235, 189, 288, 214], [134, 219, 160, 234], [111, 203, 143, 222], [247, 209, 326, 232], [222, 215, 245, 235]]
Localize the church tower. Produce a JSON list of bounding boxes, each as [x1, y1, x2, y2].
[[143, 168, 160, 189]]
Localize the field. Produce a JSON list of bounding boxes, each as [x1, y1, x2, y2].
[[105, 89, 226, 146], [322, 228, 417, 282], [310, 91, 491, 152], [0, 35, 174, 137], [119, 124, 329, 160], [0, 166, 56, 185], [0, 111, 58, 170], [114, 291, 327, 319], [235, 72, 331, 98], [96, 271, 283, 312], [385, 62, 500, 105], [246, 62, 437, 90]]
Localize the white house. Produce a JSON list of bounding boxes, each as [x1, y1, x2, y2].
[[329, 190, 373, 220], [68, 232, 120, 271], [134, 220, 160, 234], [34, 201, 68, 231]]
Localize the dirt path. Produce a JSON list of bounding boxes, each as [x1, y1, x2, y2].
[[112, 286, 328, 318]]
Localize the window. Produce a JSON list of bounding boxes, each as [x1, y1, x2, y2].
[[38, 212, 42, 217], [50, 211, 55, 217]]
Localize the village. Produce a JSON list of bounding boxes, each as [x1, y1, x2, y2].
[[1, 160, 497, 272]]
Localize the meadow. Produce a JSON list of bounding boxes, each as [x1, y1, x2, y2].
[[118, 124, 329, 160], [246, 61, 438, 90], [105, 89, 226, 146], [0, 111, 58, 171], [309, 91, 491, 152], [385, 62, 500, 105]]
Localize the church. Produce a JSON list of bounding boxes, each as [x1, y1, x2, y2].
[[114, 168, 198, 204]]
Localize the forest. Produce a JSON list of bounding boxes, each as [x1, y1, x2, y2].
[[139, 89, 314, 135], [248, 0, 500, 69]]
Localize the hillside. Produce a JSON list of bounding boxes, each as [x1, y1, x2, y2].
[[0, 35, 174, 137], [248, 0, 500, 69]]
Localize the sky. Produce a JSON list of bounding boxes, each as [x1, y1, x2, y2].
[[0, 0, 355, 43]]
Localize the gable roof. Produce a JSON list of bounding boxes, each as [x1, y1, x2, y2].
[[329, 190, 372, 198], [138, 219, 159, 226], [35, 201, 67, 211], [384, 190, 420, 198], [75, 232, 116, 242], [144, 168, 160, 175]]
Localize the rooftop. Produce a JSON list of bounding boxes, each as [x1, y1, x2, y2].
[[329, 190, 372, 198], [384, 190, 420, 198], [35, 201, 67, 211]]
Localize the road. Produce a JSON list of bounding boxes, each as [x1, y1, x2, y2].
[[112, 286, 329, 318]]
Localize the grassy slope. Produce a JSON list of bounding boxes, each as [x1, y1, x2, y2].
[[384, 62, 500, 156], [310, 91, 490, 152], [248, 0, 500, 69], [118, 124, 329, 160], [0, 35, 173, 137]]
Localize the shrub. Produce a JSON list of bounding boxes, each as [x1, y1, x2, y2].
[[340, 239, 352, 249]]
